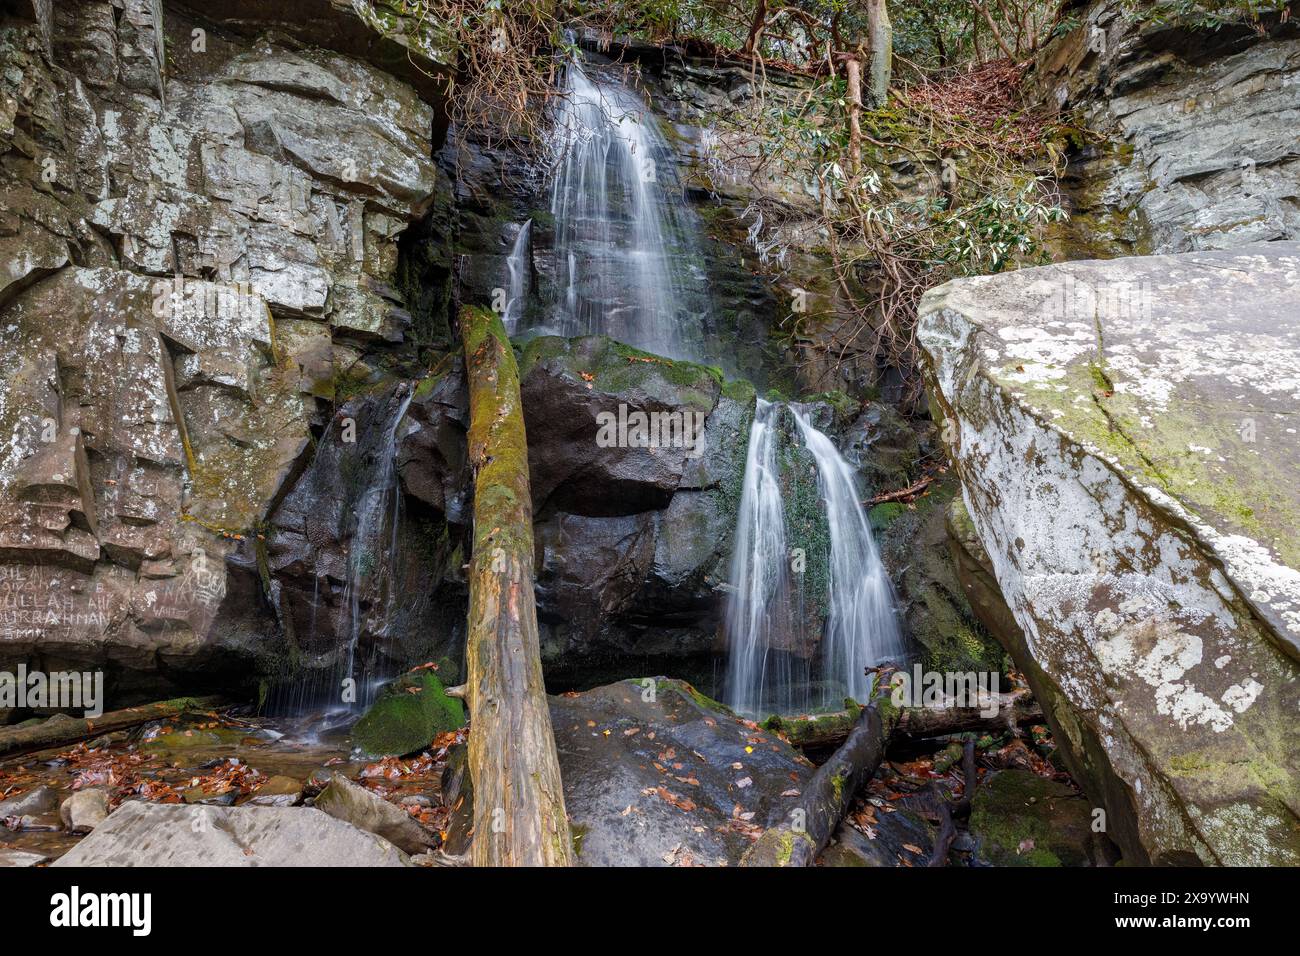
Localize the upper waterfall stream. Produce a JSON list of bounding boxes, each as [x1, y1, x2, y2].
[[542, 60, 704, 360]]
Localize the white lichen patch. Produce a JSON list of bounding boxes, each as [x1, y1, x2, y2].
[[917, 246, 1300, 865]]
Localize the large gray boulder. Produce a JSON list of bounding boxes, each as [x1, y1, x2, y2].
[[918, 243, 1300, 865], [52, 801, 408, 866], [314, 772, 437, 855]]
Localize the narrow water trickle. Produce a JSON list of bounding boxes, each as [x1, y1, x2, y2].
[[338, 385, 416, 711], [544, 59, 703, 359], [724, 401, 904, 717], [503, 218, 532, 334], [270, 385, 416, 716]]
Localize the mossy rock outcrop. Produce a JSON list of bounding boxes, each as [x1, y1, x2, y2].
[[519, 335, 756, 688], [969, 770, 1101, 867], [352, 670, 465, 757]]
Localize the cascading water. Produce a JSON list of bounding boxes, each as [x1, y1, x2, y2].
[[269, 385, 415, 716], [338, 385, 415, 710], [723, 400, 808, 718], [503, 218, 532, 334], [724, 401, 904, 717], [545, 59, 703, 359], [791, 407, 906, 704]]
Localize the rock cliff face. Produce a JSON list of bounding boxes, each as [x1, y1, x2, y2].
[[0, 1, 451, 694], [918, 244, 1300, 865], [519, 336, 755, 688], [1037, 0, 1300, 257]]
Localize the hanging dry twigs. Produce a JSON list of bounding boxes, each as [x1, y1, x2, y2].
[[698, 51, 1067, 400]]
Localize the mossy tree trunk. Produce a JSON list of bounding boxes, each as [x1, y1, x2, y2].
[[460, 304, 573, 867]]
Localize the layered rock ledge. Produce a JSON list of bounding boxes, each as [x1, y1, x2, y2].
[[918, 243, 1300, 865]]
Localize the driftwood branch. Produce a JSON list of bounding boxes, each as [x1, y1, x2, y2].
[[0, 695, 227, 759], [742, 694, 895, 866]]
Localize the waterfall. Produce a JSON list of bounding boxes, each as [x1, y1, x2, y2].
[[338, 384, 415, 711], [269, 384, 415, 716], [503, 218, 532, 334], [724, 401, 904, 717], [546, 60, 701, 359], [791, 407, 906, 706], [724, 400, 803, 718]]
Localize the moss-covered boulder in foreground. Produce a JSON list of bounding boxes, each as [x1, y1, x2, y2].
[[352, 670, 465, 757]]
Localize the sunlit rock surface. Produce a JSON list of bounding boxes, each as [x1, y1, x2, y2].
[[918, 243, 1300, 865]]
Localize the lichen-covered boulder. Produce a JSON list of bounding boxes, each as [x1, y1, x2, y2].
[[918, 243, 1300, 865]]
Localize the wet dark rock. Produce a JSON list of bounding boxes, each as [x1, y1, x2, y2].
[[819, 810, 936, 867], [397, 362, 471, 523], [315, 772, 437, 855], [550, 678, 815, 866], [837, 401, 923, 501], [265, 384, 466, 706], [872, 471, 1007, 676], [520, 337, 754, 688]]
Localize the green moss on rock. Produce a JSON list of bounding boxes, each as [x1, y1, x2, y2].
[[353, 669, 465, 757], [968, 769, 1095, 866]]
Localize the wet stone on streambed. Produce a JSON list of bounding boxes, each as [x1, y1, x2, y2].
[[0, 707, 457, 864]]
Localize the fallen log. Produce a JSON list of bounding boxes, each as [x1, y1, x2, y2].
[[742, 692, 896, 866], [0, 695, 227, 759], [896, 689, 1042, 740], [764, 689, 1042, 749], [460, 304, 573, 867], [928, 737, 977, 867], [865, 473, 936, 505]]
